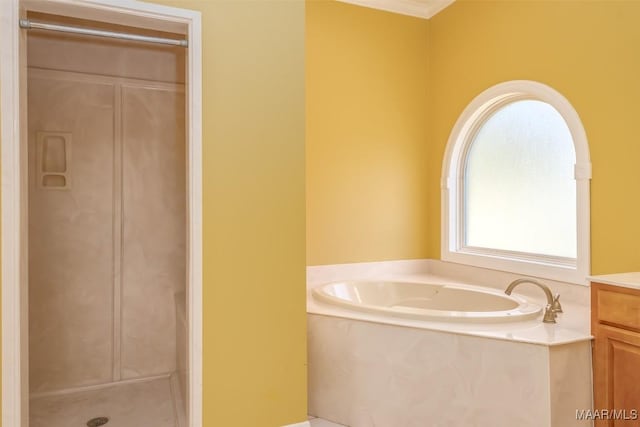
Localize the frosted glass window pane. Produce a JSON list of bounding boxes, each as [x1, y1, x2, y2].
[[464, 100, 576, 258]]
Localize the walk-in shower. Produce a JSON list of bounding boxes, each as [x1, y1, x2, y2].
[[25, 12, 188, 427]]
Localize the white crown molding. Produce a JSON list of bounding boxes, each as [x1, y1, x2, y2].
[[337, 0, 455, 19]]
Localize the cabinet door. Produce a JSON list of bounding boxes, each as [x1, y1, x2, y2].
[[593, 324, 640, 427]]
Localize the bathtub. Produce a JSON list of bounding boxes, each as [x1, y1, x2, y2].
[[307, 263, 594, 427], [312, 280, 541, 323]]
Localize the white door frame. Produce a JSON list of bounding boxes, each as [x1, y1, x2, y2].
[[0, 1, 203, 426]]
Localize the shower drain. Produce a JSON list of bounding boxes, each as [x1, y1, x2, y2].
[[86, 417, 109, 427]]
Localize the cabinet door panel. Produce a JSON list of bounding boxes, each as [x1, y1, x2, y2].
[[611, 340, 640, 415], [593, 324, 640, 427]]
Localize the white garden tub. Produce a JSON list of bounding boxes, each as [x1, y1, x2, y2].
[[312, 280, 541, 323]]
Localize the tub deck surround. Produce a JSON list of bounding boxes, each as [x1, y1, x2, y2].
[[309, 285, 589, 347], [308, 259, 591, 306], [308, 314, 592, 427], [307, 260, 592, 346]]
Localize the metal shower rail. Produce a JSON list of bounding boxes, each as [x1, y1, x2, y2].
[[19, 19, 188, 47]]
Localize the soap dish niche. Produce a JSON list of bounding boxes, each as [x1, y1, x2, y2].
[[37, 131, 71, 190]]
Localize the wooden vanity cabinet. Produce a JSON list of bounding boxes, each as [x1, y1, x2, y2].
[[591, 282, 640, 426]]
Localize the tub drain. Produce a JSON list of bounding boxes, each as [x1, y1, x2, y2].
[[87, 417, 109, 427]]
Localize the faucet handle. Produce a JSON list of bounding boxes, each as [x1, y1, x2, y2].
[[543, 304, 558, 323], [552, 293, 563, 313]]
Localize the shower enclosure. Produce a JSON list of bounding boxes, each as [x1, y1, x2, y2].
[[24, 12, 187, 427]]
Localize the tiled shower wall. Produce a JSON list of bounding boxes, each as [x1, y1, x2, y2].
[[27, 27, 186, 393]]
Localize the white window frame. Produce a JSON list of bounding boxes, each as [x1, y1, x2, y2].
[[441, 80, 591, 285]]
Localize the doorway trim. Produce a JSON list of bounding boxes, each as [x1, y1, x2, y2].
[[0, 1, 203, 426]]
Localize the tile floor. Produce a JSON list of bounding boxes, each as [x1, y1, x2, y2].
[[309, 416, 348, 427], [30, 376, 178, 427]]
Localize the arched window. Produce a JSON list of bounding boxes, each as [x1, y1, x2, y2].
[[441, 81, 591, 284]]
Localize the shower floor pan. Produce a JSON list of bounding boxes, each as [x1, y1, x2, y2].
[[30, 376, 179, 427]]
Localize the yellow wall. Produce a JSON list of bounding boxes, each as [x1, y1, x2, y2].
[[1, 1, 307, 426], [156, 2, 307, 425], [306, 1, 430, 265], [307, 0, 640, 274], [427, 0, 640, 275]]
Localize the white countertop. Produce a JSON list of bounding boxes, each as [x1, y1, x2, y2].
[[589, 272, 640, 291]]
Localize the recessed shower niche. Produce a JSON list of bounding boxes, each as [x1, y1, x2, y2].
[[37, 131, 71, 189], [26, 12, 188, 427]]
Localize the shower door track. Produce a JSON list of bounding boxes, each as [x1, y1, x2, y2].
[[0, 1, 203, 427]]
